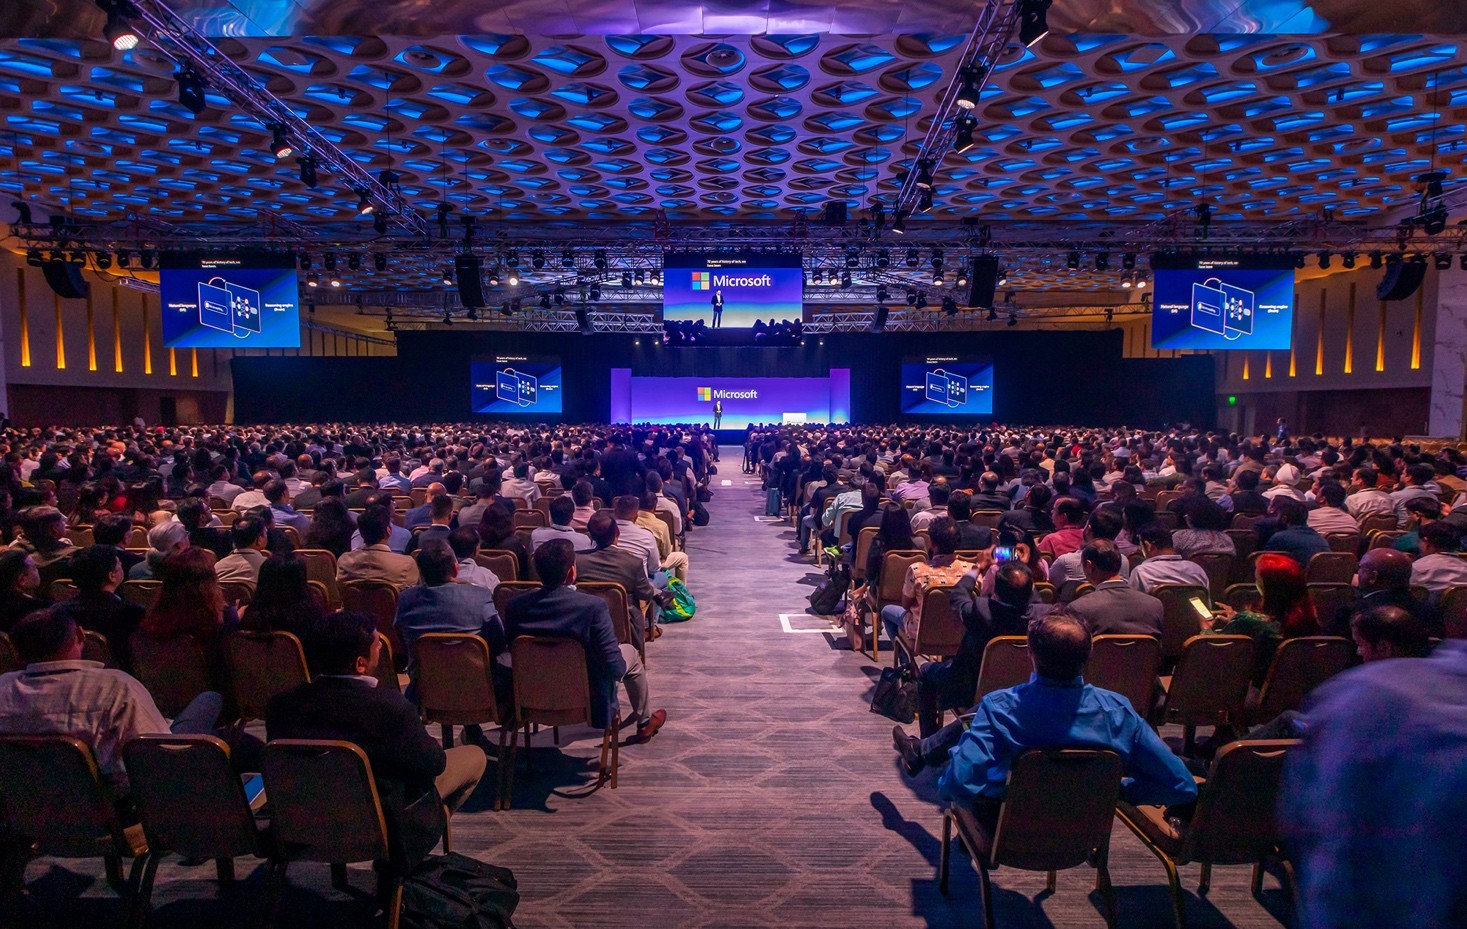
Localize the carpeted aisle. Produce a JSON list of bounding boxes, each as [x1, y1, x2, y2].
[[23, 447, 1293, 928]]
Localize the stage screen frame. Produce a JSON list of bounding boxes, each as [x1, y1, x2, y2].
[[1150, 253, 1296, 351], [900, 357, 995, 416], [662, 251, 804, 329], [160, 250, 301, 349], [471, 356, 564, 415]]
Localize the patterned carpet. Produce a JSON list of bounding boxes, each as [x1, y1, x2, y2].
[[17, 448, 1295, 928]]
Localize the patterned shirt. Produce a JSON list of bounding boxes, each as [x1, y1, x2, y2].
[[900, 556, 975, 637]]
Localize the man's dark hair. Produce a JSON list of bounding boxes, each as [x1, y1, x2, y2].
[[429, 494, 454, 521], [232, 515, 266, 549], [1138, 523, 1174, 550], [534, 538, 577, 590], [303, 609, 376, 677], [612, 495, 640, 520], [587, 511, 617, 548], [91, 513, 133, 547], [355, 468, 378, 487], [415, 542, 456, 586], [1272, 496, 1307, 527], [1052, 496, 1085, 526], [1408, 463, 1435, 487], [10, 607, 77, 665], [948, 490, 971, 521], [1320, 482, 1347, 508], [1235, 469, 1260, 491], [69, 544, 121, 594], [176, 497, 211, 530], [357, 506, 390, 546], [1350, 605, 1430, 658], [928, 480, 951, 506], [448, 527, 480, 561], [1084, 507, 1123, 541], [992, 561, 1035, 610], [1420, 520, 1461, 553], [1029, 610, 1092, 680], [1080, 539, 1123, 578], [264, 479, 289, 504], [549, 495, 575, 526], [1405, 496, 1443, 520], [571, 480, 594, 507], [1354, 466, 1377, 487], [927, 516, 960, 555]]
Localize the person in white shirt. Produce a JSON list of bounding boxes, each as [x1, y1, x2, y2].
[[501, 462, 542, 504], [530, 497, 595, 553], [1410, 522, 1467, 597], [1308, 483, 1362, 536], [1128, 524, 1211, 593], [205, 464, 246, 505], [230, 471, 272, 512], [448, 527, 500, 592], [1345, 467, 1396, 521]]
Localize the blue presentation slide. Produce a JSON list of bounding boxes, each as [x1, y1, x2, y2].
[[901, 358, 994, 416], [1151, 257, 1294, 350], [160, 252, 300, 348], [662, 251, 804, 328], [471, 357, 563, 414]]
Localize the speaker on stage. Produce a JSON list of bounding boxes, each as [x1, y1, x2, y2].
[[966, 256, 999, 308], [869, 304, 889, 332], [575, 305, 593, 333], [454, 255, 486, 308], [41, 259, 89, 299], [823, 201, 847, 227], [1377, 256, 1428, 302]]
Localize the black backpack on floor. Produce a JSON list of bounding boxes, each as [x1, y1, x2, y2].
[[400, 853, 519, 929], [808, 565, 849, 615]]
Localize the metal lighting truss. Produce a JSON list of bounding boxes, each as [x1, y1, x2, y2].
[[119, 0, 431, 238]]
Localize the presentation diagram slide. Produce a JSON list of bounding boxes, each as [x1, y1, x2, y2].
[[1151, 258, 1293, 351], [472, 357, 562, 414], [160, 252, 301, 349], [662, 251, 804, 329], [902, 359, 993, 416]]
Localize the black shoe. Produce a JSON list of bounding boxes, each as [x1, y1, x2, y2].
[[892, 726, 924, 777]]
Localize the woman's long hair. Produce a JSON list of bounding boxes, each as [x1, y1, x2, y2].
[[144, 546, 225, 636], [1254, 553, 1319, 638]]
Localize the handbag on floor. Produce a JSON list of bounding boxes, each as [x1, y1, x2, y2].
[[870, 664, 918, 724], [807, 565, 849, 615], [840, 592, 866, 651], [400, 852, 519, 929], [662, 578, 697, 621]]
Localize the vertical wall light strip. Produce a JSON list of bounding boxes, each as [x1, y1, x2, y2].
[[190, 348, 199, 377], [1242, 355, 1250, 380], [1264, 351, 1272, 378], [1411, 285, 1422, 370], [54, 294, 65, 370], [168, 347, 177, 377], [85, 290, 97, 372], [18, 269, 30, 367], [1343, 283, 1354, 374], [1289, 289, 1297, 376], [1314, 290, 1325, 376], [1376, 300, 1386, 372], [142, 296, 153, 375], [112, 287, 123, 372]]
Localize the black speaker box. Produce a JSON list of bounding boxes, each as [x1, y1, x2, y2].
[[966, 256, 1000, 308], [575, 306, 593, 333], [454, 255, 486, 308], [41, 260, 89, 299], [823, 201, 848, 226], [869, 304, 889, 332], [1377, 257, 1428, 302]]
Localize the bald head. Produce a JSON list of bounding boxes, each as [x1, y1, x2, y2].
[[1028, 610, 1092, 681], [1357, 548, 1413, 593], [426, 482, 447, 499]]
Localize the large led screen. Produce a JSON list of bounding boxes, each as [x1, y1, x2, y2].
[[471, 356, 563, 415], [901, 358, 995, 416], [609, 371, 851, 429], [1151, 254, 1295, 351], [160, 251, 301, 348], [662, 251, 803, 329]]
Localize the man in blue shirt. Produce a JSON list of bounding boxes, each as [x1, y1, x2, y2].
[[1282, 638, 1467, 929], [898, 611, 1196, 815]]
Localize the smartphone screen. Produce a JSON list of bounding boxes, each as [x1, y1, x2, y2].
[[993, 546, 1017, 562], [1188, 596, 1212, 620], [241, 773, 266, 808]]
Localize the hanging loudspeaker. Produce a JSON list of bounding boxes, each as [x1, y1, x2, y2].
[[454, 255, 486, 308], [966, 256, 999, 308], [1376, 256, 1427, 302], [41, 260, 89, 299]]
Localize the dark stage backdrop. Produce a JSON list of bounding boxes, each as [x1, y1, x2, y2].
[[232, 329, 1215, 428]]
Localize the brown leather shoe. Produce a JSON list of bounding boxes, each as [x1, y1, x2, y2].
[[636, 709, 668, 742], [892, 725, 924, 777]]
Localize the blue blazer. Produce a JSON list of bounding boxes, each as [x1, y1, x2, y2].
[[503, 586, 626, 729]]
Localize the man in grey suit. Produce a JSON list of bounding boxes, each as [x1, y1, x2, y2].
[[574, 512, 670, 648], [1065, 540, 1164, 637]]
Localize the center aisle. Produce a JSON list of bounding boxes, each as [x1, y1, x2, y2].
[[480, 447, 1288, 929]]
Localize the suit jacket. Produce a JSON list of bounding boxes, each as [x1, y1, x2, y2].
[[393, 582, 501, 655], [337, 544, 420, 589], [342, 486, 381, 508], [405, 524, 451, 555], [56, 592, 145, 668], [189, 526, 233, 560], [502, 586, 625, 729], [1066, 579, 1164, 637], [947, 572, 1052, 693], [1329, 587, 1442, 638], [265, 677, 446, 867], [575, 546, 656, 649]]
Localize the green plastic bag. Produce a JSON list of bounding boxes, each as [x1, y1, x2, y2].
[[662, 578, 696, 622]]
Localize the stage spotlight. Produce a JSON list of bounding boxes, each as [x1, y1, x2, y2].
[[635, 269, 646, 285], [298, 253, 312, 270], [905, 248, 920, 268], [1294, 253, 1306, 269], [499, 303, 513, 317], [942, 296, 958, 315], [811, 269, 824, 285], [918, 189, 934, 213], [175, 65, 207, 115], [487, 267, 501, 286], [1018, 0, 1052, 47], [1342, 252, 1356, 269], [589, 283, 602, 301], [347, 253, 361, 271], [1369, 251, 1383, 269], [1094, 252, 1109, 272], [845, 247, 860, 268], [507, 269, 520, 286], [1318, 250, 1331, 269], [875, 249, 890, 268], [953, 115, 976, 154], [1122, 273, 1133, 289], [1436, 252, 1453, 270], [139, 249, 156, 271], [998, 268, 1010, 286], [539, 293, 552, 309], [297, 155, 317, 189], [621, 271, 632, 287], [956, 267, 970, 287], [553, 287, 566, 305], [956, 67, 981, 110], [269, 125, 292, 160], [440, 265, 454, 286], [115, 249, 131, 269], [1122, 252, 1136, 270], [915, 159, 934, 190], [906, 288, 917, 305], [305, 272, 319, 288], [94, 251, 111, 270], [1066, 250, 1080, 270], [561, 249, 575, 268], [25, 248, 42, 267], [373, 212, 388, 234], [593, 250, 608, 270], [930, 249, 944, 269], [1136, 274, 1147, 289], [892, 211, 907, 234], [932, 270, 944, 285], [915, 293, 928, 310], [373, 253, 386, 272], [100, 0, 140, 51], [504, 251, 519, 268], [531, 250, 545, 270], [356, 189, 373, 215], [876, 286, 890, 303]]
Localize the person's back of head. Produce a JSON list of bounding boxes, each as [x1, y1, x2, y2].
[[587, 511, 618, 549], [1359, 548, 1413, 592], [613, 495, 639, 521], [91, 512, 133, 547], [572, 480, 594, 507], [1235, 469, 1260, 491], [1138, 523, 1174, 553], [414, 542, 456, 586], [356, 506, 391, 547], [1419, 520, 1461, 554], [448, 527, 480, 561], [992, 561, 1035, 610], [1053, 496, 1085, 528], [1028, 610, 1091, 681], [1351, 605, 1430, 660], [429, 494, 454, 524], [1405, 496, 1443, 524], [1025, 483, 1053, 513], [1080, 539, 1123, 581], [928, 480, 951, 506], [10, 607, 79, 665], [232, 515, 266, 550], [549, 495, 575, 527], [302, 609, 376, 677], [534, 538, 576, 591], [1408, 463, 1435, 487], [1084, 507, 1123, 541], [70, 544, 121, 595], [513, 461, 530, 480], [176, 497, 210, 531], [927, 516, 960, 555], [1353, 466, 1377, 487], [947, 489, 971, 521], [1271, 496, 1307, 527], [980, 471, 1000, 491], [1320, 481, 1348, 509]]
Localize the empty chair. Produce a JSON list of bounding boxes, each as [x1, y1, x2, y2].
[[893, 586, 964, 667], [294, 548, 341, 607], [511, 510, 546, 530], [123, 734, 270, 918], [46, 578, 81, 602], [1158, 635, 1255, 756], [868, 550, 926, 661], [1151, 585, 1212, 666], [1305, 584, 1355, 628], [1305, 551, 1357, 585], [129, 631, 214, 719], [975, 636, 1032, 701], [504, 636, 616, 807], [226, 630, 311, 721], [1249, 636, 1354, 725], [0, 735, 148, 920], [1188, 553, 1234, 601], [1116, 740, 1301, 929], [1087, 635, 1163, 717], [412, 633, 512, 809], [939, 749, 1122, 929], [262, 740, 407, 929], [475, 550, 519, 583]]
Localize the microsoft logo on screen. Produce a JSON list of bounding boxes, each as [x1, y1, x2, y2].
[[692, 272, 711, 291], [697, 386, 757, 401], [697, 387, 712, 401]]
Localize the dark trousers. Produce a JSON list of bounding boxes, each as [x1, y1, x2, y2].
[[916, 659, 973, 740]]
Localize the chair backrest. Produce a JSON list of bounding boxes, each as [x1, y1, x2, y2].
[[295, 548, 340, 603], [0, 735, 132, 859], [876, 551, 927, 607], [492, 580, 540, 619], [970, 511, 1005, 530], [226, 631, 311, 720], [1442, 585, 1467, 639], [852, 527, 878, 582], [1188, 553, 1233, 600], [911, 586, 964, 658], [412, 633, 502, 726], [219, 580, 255, 607], [1306, 583, 1356, 626], [1306, 551, 1358, 585], [512, 510, 547, 530], [263, 740, 390, 864], [653, 509, 678, 543], [69, 525, 95, 547], [127, 526, 148, 548], [510, 635, 593, 729], [1221, 583, 1261, 611], [123, 734, 261, 860], [1231, 513, 1265, 531], [1032, 582, 1057, 604], [990, 749, 1123, 872], [1164, 635, 1255, 728], [1359, 514, 1397, 536], [81, 630, 116, 668], [1152, 584, 1211, 662], [1186, 740, 1300, 864], [46, 578, 81, 602], [1367, 529, 1405, 550], [578, 581, 634, 647], [0, 633, 18, 675], [1254, 636, 1354, 720], [341, 580, 401, 658], [373, 632, 401, 692], [279, 525, 302, 548], [975, 636, 1032, 701], [475, 550, 519, 583], [1324, 532, 1361, 555], [1086, 635, 1162, 716], [129, 631, 214, 718], [119, 578, 161, 609]]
